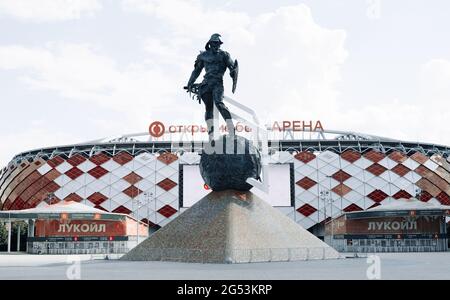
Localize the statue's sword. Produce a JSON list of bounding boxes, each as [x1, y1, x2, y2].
[[183, 84, 202, 104]]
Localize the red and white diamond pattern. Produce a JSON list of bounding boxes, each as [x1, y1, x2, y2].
[[29, 152, 180, 227], [3, 149, 450, 230], [293, 150, 450, 229]]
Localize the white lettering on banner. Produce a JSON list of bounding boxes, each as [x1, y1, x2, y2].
[[377, 222, 383, 230], [391, 222, 400, 230], [156, 120, 324, 135], [367, 221, 417, 231], [271, 120, 324, 132], [57, 223, 107, 233]]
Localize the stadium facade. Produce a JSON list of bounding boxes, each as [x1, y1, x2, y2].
[[1, 126, 450, 243]]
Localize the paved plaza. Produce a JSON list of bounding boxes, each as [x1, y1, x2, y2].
[[0, 252, 449, 280]]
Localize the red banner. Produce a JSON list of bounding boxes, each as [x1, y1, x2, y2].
[[35, 220, 127, 237]]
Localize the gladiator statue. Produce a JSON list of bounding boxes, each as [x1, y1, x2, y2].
[[185, 33, 239, 140]]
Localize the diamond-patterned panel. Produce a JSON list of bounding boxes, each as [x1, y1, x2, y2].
[[402, 158, 420, 170], [94, 205, 108, 212], [296, 190, 317, 204], [331, 183, 352, 196], [88, 166, 108, 179], [55, 162, 72, 174], [65, 167, 84, 180], [353, 157, 373, 169], [135, 153, 156, 165], [388, 151, 408, 163], [47, 156, 65, 168], [416, 178, 441, 197], [157, 178, 177, 191], [296, 177, 317, 190], [342, 163, 362, 176], [113, 152, 133, 165], [343, 203, 363, 212], [89, 153, 110, 165], [157, 153, 178, 165], [295, 163, 316, 177], [431, 154, 450, 171], [157, 205, 177, 218], [378, 157, 396, 170], [294, 152, 316, 164], [391, 164, 410, 177], [123, 186, 143, 198], [393, 190, 412, 199], [296, 204, 317, 217], [87, 192, 108, 205], [410, 152, 428, 164], [113, 205, 132, 214], [45, 169, 62, 181], [67, 154, 86, 166], [100, 160, 121, 172], [367, 189, 388, 203], [77, 160, 96, 172], [332, 170, 351, 182], [123, 172, 143, 185], [341, 150, 361, 163], [436, 192, 450, 205], [317, 151, 339, 166], [37, 163, 52, 175], [366, 163, 387, 176], [64, 193, 83, 203], [364, 150, 385, 163], [418, 191, 433, 202], [367, 202, 381, 209], [435, 167, 450, 184], [423, 159, 439, 172]]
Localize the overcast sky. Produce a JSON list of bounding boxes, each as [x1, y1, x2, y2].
[[1, 0, 450, 167]]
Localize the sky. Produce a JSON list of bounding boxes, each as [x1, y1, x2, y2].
[[1, 0, 450, 167]]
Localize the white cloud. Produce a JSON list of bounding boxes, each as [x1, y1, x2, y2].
[[1, 0, 450, 168], [0, 2, 349, 127], [0, 0, 102, 22], [0, 42, 179, 117], [419, 59, 450, 103], [0, 2, 350, 166], [333, 59, 450, 145], [125, 1, 348, 123]]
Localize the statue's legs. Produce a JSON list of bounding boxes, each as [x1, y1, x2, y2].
[[212, 85, 235, 136], [202, 91, 215, 140], [201, 83, 235, 140]]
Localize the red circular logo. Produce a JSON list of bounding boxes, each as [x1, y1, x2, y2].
[[149, 121, 165, 138], [204, 183, 210, 190]]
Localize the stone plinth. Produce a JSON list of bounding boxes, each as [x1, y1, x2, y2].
[[121, 190, 340, 263]]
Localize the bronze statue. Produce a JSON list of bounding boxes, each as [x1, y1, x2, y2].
[[185, 33, 239, 140]]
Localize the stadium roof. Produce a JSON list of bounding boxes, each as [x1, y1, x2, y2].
[[0, 201, 128, 220], [4, 129, 450, 170]]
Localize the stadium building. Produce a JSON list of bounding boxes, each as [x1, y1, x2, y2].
[[1, 123, 450, 252]]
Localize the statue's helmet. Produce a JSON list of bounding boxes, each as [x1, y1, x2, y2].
[[205, 33, 223, 50]]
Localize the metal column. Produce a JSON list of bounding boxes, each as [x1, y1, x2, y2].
[[7, 219, 11, 253], [17, 224, 20, 252]]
